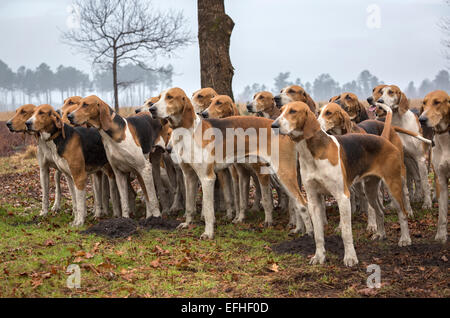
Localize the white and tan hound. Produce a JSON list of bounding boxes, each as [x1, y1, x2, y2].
[[273, 102, 412, 267], [274, 85, 317, 115], [419, 90, 449, 243], [149, 87, 312, 239], [372, 85, 432, 209], [68, 96, 162, 219]]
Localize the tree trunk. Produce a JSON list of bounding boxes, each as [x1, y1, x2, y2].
[[197, 0, 235, 100], [112, 50, 119, 112]]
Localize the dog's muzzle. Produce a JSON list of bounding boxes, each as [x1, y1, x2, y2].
[[274, 95, 282, 107], [6, 121, 13, 131], [246, 103, 254, 113], [67, 113, 76, 125], [25, 120, 33, 130], [201, 111, 209, 118], [419, 115, 428, 126], [149, 105, 158, 118]]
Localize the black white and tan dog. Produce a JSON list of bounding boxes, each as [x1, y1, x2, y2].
[[273, 101, 413, 267], [24, 104, 120, 226], [68, 96, 163, 219]]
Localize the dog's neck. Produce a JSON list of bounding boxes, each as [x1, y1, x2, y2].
[[264, 105, 281, 120], [101, 108, 127, 142], [295, 128, 335, 162]]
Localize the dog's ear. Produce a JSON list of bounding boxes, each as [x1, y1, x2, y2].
[[305, 93, 317, 115], [341, 110, 352, 134], [51, 112, 65, 139], [398, 92, 409, 115], [99, 100, 112, 131], [303, 109, 320, 139], [357, 101, 369, 122], [160, 118, 168, 125]]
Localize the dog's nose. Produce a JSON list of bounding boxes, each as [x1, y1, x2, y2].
[[377, 99, 384, 104], [201, 111, 209, 118], [6, 121, 12, 129], [367, 96, 374, 104], [274, 95, 282, 107], [149, 106, 157, 117], [25, 121, 32, 129], [246, 103, 253, 112], [419, 115, 428, 125], [166, 144, 172, 153], [271, 121, 280, 129], [135, 108, 141, 114]]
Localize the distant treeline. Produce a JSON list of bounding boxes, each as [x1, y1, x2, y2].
[[0, 59, 173, 111], [238, 69, 450, 102]]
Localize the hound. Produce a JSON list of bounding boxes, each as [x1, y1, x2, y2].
[[68, 96, 162, 219], [191, 87, 218, 114], [274, 85, 317, 115], [329, 93, 369, 123], [375, 85, 433, 209], [246, 91, 294, 222], [419, 90, 449, 243], [149, 87, 312, 239], [25, 104, 120, 226], [201, 95, 277, 225], [319, 103, 431, 231], [273, 102, 412, 267], [6, 104, 69, 215]]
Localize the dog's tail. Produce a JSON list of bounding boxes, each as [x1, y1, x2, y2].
[[376, 102, 392, 139], [392, 126, 432, 144]]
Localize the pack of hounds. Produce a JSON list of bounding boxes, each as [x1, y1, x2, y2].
[[5, 84, 449, 267]]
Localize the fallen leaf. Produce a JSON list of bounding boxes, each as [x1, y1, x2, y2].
[[269, 263, 279, 272]]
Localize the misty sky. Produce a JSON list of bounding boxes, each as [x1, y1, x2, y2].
[[0, 0, 448, 97]]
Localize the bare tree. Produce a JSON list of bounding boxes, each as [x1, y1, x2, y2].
[[439, 0, 450, 67], [197, 0, 235, 100], [61, 0, 191, 111]]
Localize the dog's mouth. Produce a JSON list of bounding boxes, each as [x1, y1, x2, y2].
[[369, 105, 377, 112]]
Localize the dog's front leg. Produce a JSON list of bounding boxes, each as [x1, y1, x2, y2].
[[435, 170, 448, 243], [335, 193, 358, 267], [199, 174, 216, 239], [114, 169, 131, 218], [137, 162, 161, 218], [177, 164, 197, 229], [51, 169, 62, 212], [92, 172, 103, 218], [39, 164, 50, 216], [307, 189, 327, 265]]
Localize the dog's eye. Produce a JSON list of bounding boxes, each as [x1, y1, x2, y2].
[[345, 95, 351, 100], [325, 111, 331, 116], [289, 109, 297, 114], [68, 101, 73, 105], [167, 95, 173, 100], [433, 100, 440, 105], [83, 103, 88, 108], [197, 94, 203, 99], [288, 89, 295, 94], [216, 101, 222, 105], [258, 95, 263, 99]]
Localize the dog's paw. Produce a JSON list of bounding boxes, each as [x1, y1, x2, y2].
[[371, 232, 386, 241], [50, 205, 60, 213], [309, 253, 326, 265], [177, 222, 190, 230], [421, 201, 432, 210], [366, 224, 378, 234], [398, 236, 412, 247], [39, 210, 49, 217], [343, 254, 359, 267], [232, 216, 244, 224], [200, 232, 213, 240], [434, 232, 447, 244], [264, 221, 273, 228]]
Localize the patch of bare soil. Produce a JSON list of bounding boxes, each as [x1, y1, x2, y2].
[[82, 216, 180, 239], [81, 218, 139, 238], [138, 216, 180, 230]]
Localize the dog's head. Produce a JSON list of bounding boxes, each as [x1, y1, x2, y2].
[[201, 95, 238, 119], [25, 104, 65, 139], [377, 85, 409, 115], [336, 93, 367, 122], [61, 96, 82, 112], [272, 101, 320, 141], [136, 95, 161, 114], [68, 95, 112, 130], [419, 90, 450, 132], [191, 87, 217, 114], [61, 104, 82, 125], [367, 84, 388, 116], [317, 103, 352, 135], [150, 87, 194, 128], [247, 91, 276, 114], [275, 85, 316, 114], [6, 104, 36, 132]]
